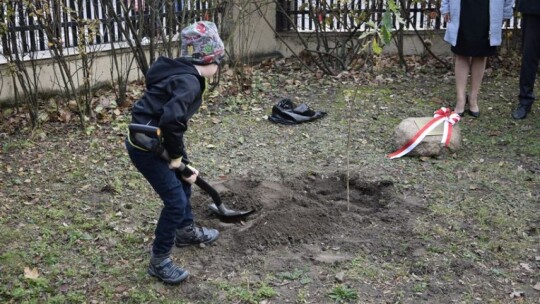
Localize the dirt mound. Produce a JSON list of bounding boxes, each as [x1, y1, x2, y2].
[[191, 170, 418, 256]]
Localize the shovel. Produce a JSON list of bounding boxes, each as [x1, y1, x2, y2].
[[176, 163, 255, 218], [128, 123, 255, 219]]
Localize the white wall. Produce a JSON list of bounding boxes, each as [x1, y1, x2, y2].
[[0, 47, 142, 105]]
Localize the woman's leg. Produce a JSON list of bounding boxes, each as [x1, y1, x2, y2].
[[454, 54, 470, 114], [469, 56, 487, 112]]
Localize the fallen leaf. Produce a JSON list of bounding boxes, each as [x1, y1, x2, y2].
[[520, 263, 533, 272], [509, 291, 524, 298], [59, 284, 69, 292], [58, 109, 72, 123], [533, 283, 540, 291], [24, 267, 39, 279], [115, 285, 128, 292]]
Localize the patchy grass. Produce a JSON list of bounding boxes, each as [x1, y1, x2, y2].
[[328, 285, 359, 303]]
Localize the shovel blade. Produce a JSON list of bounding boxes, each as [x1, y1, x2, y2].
[[208, 203, 255, 218]]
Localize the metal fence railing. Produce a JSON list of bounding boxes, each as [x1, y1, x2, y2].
[[276, 0, 520, 32]]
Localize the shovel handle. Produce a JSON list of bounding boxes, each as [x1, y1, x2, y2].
[[178, 163, 222, 207], [194, 177, 222, 207], [129, 124, 162, 137]]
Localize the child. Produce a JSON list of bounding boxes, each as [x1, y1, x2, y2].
[[125, 21, 225, 284]]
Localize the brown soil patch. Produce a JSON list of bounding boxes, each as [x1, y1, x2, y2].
[[194, 171, 410, 251], [179, 170, 426, 301]]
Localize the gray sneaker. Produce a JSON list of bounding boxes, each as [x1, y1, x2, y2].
[[175, 223, 219, 247], [148, 256, 189, 284]]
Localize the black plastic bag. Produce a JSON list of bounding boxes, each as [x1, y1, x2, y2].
[[268, 98, 327, 125]]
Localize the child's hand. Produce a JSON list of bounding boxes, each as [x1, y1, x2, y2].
[[181, 165, 199, 184]]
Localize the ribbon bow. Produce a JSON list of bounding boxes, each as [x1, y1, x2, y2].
[[388, 107, 460, 159]]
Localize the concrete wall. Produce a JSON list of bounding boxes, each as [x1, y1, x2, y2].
[[0, 47, 143, 105], [222, 0, 285, 64]]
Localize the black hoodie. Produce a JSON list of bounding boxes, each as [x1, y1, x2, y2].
[[131, 56, 206, 160]]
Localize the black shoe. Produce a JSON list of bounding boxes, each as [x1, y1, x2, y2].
[[175, 223, 219, 247], [148, 256, 189, 284], [468, 110, 480, 118], [456, 111, 464, 117], [512, 104, 531, 120]]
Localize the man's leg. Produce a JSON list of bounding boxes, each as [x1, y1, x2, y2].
[[513, 14, 540, 119]]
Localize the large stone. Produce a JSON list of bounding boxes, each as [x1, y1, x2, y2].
[[393, 117, 461, 157]]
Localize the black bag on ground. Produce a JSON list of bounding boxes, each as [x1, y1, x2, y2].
[[268, 98, 327, 125]]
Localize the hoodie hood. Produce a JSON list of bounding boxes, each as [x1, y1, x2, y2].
[[145, 56, 200, 88]]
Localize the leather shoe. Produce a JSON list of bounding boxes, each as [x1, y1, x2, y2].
[[512, 104, 531, 120], [468, 110, 480, 118]]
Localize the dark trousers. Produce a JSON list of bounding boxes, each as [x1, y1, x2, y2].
[[519, 14, 540, 107], [125, 140, 193, 255]]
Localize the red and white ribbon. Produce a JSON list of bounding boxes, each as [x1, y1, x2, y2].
[[388, 107, 460, 159]]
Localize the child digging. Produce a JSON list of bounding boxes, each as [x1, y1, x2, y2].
[[126, 21, 224, 284]]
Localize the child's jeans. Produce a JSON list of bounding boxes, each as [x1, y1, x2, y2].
[[125, 139, 193, 255]]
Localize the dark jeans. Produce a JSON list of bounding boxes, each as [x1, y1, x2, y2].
[[125, 139, 193, 255], [519, 14, 540, 107]]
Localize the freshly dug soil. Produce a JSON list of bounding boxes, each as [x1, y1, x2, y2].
[[192, 171, 412, 252], [179, 170, 428, 301]]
